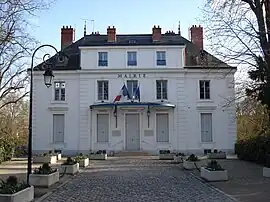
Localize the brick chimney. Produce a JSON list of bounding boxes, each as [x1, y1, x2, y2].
[[61, 26, 74, 50], [107, 26, 116, 42], [152, 25, 162, 41], [190, 25, 203, 50]]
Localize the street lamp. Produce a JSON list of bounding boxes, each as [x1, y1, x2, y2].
[[27, 44, 65, 185], [43, 68, 54, 88]]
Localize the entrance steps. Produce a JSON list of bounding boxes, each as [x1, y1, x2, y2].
[[113, 151, 153, 157]]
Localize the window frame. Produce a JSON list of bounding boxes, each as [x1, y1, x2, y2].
[[199, 80, 210, 100], [126, 80, 138, 99], [97, 80, 109, 101], [54, 81, 66, 101], [98, 52, 108, 66], [156, 51, 166, 66], [156, 80, 168, 100], [127, 51, 137, 66]]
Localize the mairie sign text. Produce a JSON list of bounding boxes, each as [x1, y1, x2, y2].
[[117, 73, 146, 78]]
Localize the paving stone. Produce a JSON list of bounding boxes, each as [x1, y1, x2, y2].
[[41, 157, 235, 202]]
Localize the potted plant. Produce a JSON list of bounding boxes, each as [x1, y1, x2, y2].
[[183, 154, 204, 170], [54, 150, 62, 160], [207, 149, 227, 159], [201, 160, 228, 181], [263, 155, 270, 177], [29, 163, 59, 187], [89, 150, 107, 160], [174, 153, 185, 163], [159, 150, 174, 160], [61, 157, 79, 174], [75, 153, 89, 167], [0, 176, 34, 202], [33, 152, 57, 164]]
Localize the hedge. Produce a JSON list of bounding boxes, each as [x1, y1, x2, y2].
[[235, 134, 270, 165], [0, 138, 27, 163], [0, 139, 15, 163]]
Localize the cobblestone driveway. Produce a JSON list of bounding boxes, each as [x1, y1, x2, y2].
[[41, 157, 236, 202]]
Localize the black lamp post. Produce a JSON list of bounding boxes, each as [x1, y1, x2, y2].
[[113, 105, 117, 128], [147, 106, 151, 128], [27, 44, 63, 185]]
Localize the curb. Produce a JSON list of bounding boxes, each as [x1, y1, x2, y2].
[[188, 172, 238, 202]]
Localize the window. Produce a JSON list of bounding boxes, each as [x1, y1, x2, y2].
[[156, 51, 166, 66], [128, 39, 137, 44], [53, 114, 64, 143], [98, 52, 108, 66], [127, 80, 138, 99], [97, 81, 109, 101], [54, 82, 65, 101], [201, 113, 213, 142], [199, 80, 210, 99], [156, 80, 168, 100], [127, 51, 137, 66]]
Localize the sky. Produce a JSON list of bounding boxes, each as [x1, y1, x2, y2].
[[31, 0, 205, 51]]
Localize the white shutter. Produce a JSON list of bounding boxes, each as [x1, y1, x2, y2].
[[201, 113, 213, 142]]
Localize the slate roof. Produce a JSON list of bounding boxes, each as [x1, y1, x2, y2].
[[33, 33, 235, 71]]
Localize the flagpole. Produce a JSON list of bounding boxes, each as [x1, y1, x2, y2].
[[138, 83, 140, 102]]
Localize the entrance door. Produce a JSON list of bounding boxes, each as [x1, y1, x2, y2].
[[53, 114, 65, 143], [125, 114, 140, 150], [200, 113, 213, 142], [156, 113, 169, 142]]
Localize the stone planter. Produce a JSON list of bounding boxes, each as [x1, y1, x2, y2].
[[159, 153, 174, 160], [201, 167, 228, 181], [89, 154, 107, 160], [263, 167, 270, 177], [207, 152, 226, 159], [0, 186, 34, 202], [174, 155, 183, 163], [61, 163, 79, 175], [33, 155, 57, 164], [29, 170, 59, 187], [56, 153, 61, 160], [78, 158, 89, 167], [183, 160, 205, 170]]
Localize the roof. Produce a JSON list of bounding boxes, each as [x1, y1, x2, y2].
[[33, 33, 235, 71]]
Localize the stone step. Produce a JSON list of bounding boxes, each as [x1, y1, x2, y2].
[[113, 151, 152, 157]]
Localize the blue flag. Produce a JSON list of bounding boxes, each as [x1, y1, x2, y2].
[[134, 86, 140, 102]]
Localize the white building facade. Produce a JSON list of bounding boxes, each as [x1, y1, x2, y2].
[[32, 25, 237, 155]]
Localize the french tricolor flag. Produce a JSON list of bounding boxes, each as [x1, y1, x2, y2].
[[114, 84, 131, 102]]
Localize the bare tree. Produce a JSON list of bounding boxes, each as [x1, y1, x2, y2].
[[0, 93, 28, 145], [201, 0, 270, 117], [0, 0, 52, 109]]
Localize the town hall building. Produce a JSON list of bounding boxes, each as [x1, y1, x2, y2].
[[32, 24, 236, 155]]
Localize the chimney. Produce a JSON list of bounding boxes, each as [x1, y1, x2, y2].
[[152, 25, 162, 41], [61, 26, 74, 50], [190, 25, 203, 50], [107, 26, 116, 42]]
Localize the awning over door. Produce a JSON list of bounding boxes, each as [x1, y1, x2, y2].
[[90, 102, 176, 109]]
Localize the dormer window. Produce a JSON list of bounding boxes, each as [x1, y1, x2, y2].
[[128, 39, 137, 44]]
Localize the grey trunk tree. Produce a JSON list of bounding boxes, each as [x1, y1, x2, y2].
[[202, 0, 270, 118], [0, 0, 52, 109]]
